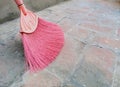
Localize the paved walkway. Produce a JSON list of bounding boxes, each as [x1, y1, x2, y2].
[[0, 0, 120, 87]]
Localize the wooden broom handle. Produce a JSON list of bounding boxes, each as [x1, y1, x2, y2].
[[14, 0, 27, 15]]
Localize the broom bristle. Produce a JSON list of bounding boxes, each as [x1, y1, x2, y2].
[[21, 18, 64, 72]]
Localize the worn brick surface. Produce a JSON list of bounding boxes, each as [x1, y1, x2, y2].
[[93, 36, 120, 49], [117, 29, 120, 37], [112, 57, 120, 87], [57, 18, 76, 33], [0, 20, 25, 87], [37, 8, 68, 23], [83, 46, 116, 81], [68, 26, 90, 41], [73, 61, 111, 87], [80, 23, 114, 34]]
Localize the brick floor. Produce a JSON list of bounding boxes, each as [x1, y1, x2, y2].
[[0, 0, 120, 87]]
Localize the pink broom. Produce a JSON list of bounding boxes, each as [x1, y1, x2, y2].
[[14, 0, 64, 72]]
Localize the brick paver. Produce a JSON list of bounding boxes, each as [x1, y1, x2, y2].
[[83, 46, 116, 81], [93, 36, 120, 49], [0, 0, 120, 87]]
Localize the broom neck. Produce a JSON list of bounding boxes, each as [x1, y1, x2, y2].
[[14, 0, 27, 15], [19, 4, 27, 16]]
